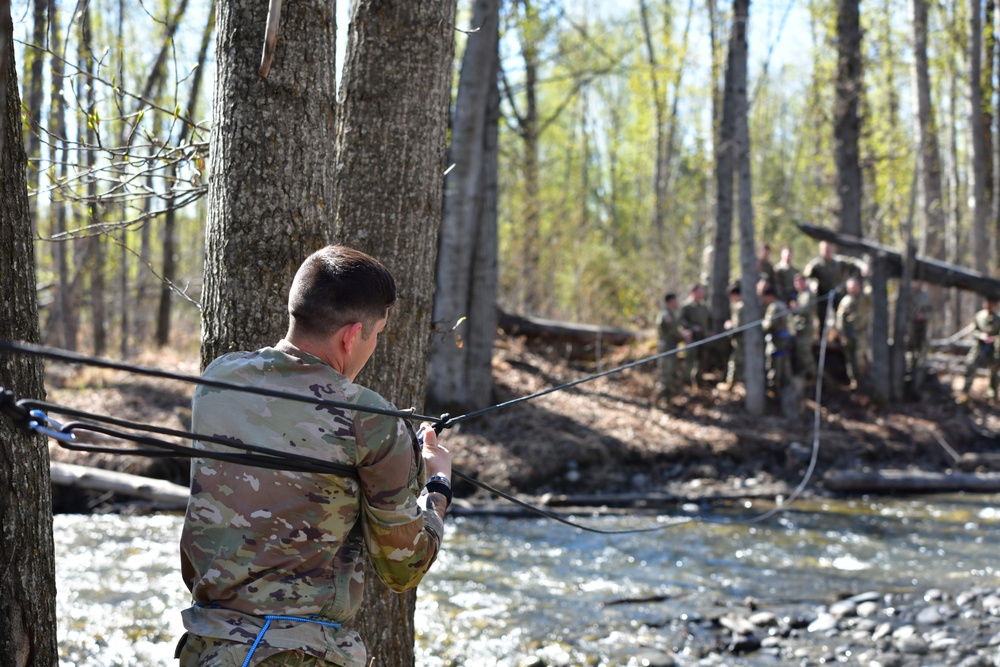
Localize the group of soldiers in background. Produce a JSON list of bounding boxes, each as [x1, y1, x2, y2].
[[655, 240, 942, 405]]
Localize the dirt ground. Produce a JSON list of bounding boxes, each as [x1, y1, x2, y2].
[[42, 333, 1000, 513]]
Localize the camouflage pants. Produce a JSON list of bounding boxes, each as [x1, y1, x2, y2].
[[656, 350, 680, 398], [843, 336, 868, 386], [963, 344, 1000, 395], [176, 633, 343, 667], [767, 350, 793, 391], [794, 334, 816, 381], [726, 343, 743, 384]]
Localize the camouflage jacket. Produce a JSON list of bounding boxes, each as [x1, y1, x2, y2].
[[679, 299, 710, 340], [836, 292, 871, 341], [791, 288, 814, 337], [179, 340, 444, 667], [657, 307, 686, 351]]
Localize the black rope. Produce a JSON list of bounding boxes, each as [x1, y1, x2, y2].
[[0, 340, 442, 425], [0, 291, 836, 535], [450, 291, 836, 427]]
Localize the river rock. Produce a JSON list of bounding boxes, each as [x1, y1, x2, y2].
[[857, 601, 880, 617], [868, 651, 905, 667], [749, 611, 778, 628], [807, 613, 839, 633], [895, 633, 930, 655], [628, 648, 678, 666], [916, 604, 949, 625], [983, 594, 1000, 615], [829, 599, 858, 618]]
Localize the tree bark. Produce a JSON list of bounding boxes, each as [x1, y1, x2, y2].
[[835, 0, 864, 238], [970, 0, 990, 273], [0, 3, 58, 660], [200, 0, 337, 367], [429, 0, 500, 411], [334, 0, 457, 664], [910, 0, 946, 261]]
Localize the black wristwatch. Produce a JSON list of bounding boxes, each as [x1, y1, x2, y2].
[[424, 474, 452, 507]]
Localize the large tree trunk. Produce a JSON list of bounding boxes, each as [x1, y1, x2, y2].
[[970, 0, 990, 273], [200, 0, 337, 366], [0, 3, 58, 660], [428, 0, 500, 411], [729, 0, 765, 416], [835, 0, 864, 238], [910, 0, 948, 335], [334, 1, 456, 664]]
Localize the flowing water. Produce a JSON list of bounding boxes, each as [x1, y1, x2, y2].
[[54, 494, 1000, 666]]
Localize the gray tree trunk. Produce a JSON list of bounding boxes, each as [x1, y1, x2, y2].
[[910, 0, 946, 260], [0, 3, 58, 660], [429, 0, 500, 411], [970, 0, 990, 273], [835, 0, 864, 238], [334, 0, 457, 664], [871, 253, 891, 402], [729, 0, 765, 416], [23, 0, 46, 234], [200, 0, 337, 367]]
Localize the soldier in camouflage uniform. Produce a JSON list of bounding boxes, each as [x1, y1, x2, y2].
[[679, 284, 711, 386], [835, 277, 871, 390], [723, 283, 744, 388], [961, 297, 1000, 400], [790, 273, 816, 382], [773, 246, 798, 304], [804, 241, 846, 329], [762, 287, 793, 391], [655, 292, 690, 402], [177, 246, 452, 667]]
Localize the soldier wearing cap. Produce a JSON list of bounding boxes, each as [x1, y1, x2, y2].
[[960, 295, 1000, 401], [177, 245, 452, 667], [656, 292, 690, 402], [679, 283, 711, 386], [835, 276, 871, 390]]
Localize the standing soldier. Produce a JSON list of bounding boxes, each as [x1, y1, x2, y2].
[[960, 296, 1000, 401], [723, 283, 744, 389], [680, 283, 711, 387], [804, 241, 845, 328], [906, 279, 934, 392], [835, 277, 871, 390], [762, 287, 794, 391], [655, 292, 690, 403], [790, 273, 817, 383], [757, 244, 776, 290], [773, 246, 798, 303]]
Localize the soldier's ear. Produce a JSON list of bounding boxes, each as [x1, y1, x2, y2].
[[342, 322, 364, 354]]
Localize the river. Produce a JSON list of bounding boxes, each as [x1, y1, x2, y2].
[[54, 494, 1000, 666]]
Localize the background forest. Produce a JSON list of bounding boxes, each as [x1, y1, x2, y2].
[[9, 0, 996, 362]]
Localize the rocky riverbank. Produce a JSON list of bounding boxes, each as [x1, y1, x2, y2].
[[514, 586, 1000, 667]]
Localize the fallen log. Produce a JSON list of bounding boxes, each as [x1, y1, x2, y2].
[[497, 309, 639, 348], [50, 461, 190, 509], [798, 224, 1000, 298], [823, 469, 1000, 494]]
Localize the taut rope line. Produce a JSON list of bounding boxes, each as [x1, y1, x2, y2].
[[0, 291, 835, 533]]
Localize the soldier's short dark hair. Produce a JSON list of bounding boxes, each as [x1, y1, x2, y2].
[[288, 245, 397, 338], [664, 292, 677, 304], [727, 282, 741, 295], [763, 286, 776, 297]]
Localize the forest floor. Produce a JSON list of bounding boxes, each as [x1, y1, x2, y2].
[[43, 330, 1000, 513]]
